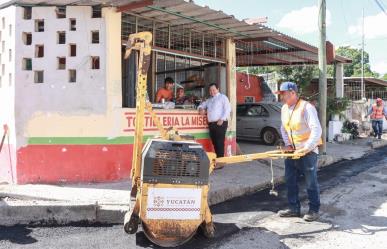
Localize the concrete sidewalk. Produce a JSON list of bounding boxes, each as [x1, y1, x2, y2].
[[1, 136, 386, 226]]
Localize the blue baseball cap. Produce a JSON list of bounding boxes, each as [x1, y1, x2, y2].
[[275, 81, 298, 94]]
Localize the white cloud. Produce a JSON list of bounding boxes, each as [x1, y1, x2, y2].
[[348, 12, 387, 39], [373, 61, 387, 75], [277, 6, 332, 34]]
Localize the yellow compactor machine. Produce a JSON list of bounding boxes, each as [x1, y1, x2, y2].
[[123, 31, 304, 248]]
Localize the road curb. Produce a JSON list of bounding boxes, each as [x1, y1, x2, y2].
[[0, 202, 97, 226], [0, 199, 129, 226]]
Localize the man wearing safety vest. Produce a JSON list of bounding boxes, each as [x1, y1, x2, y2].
[[364, 98, 387, 140], [275, 82, 323, 222]]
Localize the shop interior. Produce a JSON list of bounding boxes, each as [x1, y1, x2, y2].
[[121, 13, 227, 109]]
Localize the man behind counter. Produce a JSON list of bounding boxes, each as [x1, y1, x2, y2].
[[155, 77, 174, 103]]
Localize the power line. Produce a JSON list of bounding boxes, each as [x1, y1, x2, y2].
[[374, 0, 387, 15]]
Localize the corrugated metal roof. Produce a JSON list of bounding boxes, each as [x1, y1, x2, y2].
[[119, 0, 351, 65], [1, 0, 351, 66], [344, 77, 387, 87]]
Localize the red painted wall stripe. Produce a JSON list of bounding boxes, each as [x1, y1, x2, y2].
[[15, 138, 218, 184]]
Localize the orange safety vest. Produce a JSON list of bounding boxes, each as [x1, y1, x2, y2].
[[370, 104, 384, 120], [282, 99, 323, 150]]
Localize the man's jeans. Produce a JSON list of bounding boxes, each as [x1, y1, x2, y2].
[[285, 152, 320, 213], [372, 120, 383, 138]]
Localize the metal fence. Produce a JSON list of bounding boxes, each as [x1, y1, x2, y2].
[[344, 80, 387, 101]]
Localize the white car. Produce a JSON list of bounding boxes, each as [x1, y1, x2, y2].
[[236, 102, 283, 145]]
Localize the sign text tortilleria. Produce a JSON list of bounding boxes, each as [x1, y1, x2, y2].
[[123, 112, 208, 132]]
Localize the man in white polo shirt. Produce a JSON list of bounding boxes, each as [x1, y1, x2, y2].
[[198, 83, 231, 161]]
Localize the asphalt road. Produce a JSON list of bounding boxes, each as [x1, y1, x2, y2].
[[1, 146, 387, 249]]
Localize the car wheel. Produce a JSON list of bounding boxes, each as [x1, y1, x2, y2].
[[262, 128, 278, 145]]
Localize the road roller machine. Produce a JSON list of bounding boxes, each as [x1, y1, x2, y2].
[[122, 31, 304, 247], [125, 138, 216, 247]]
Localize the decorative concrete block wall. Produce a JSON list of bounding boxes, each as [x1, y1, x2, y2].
[[15, 5, 106, 113], [0, 5, 112, 183], [14, 6, 107, 145], [0, 5, 16, 183]]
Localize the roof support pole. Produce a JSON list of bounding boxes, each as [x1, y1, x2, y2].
[[335, 63, 344, 98], [226, 38, 237, 155]]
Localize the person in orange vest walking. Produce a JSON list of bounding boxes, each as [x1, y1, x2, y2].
[[365, 98, 387, 139], [275, 82, 323, 222]]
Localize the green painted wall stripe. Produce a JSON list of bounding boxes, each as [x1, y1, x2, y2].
[[27, 131, 236, 145], [28, 137, 134, 145]]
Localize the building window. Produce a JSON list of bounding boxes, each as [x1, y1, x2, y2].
[[9, 24, 12, 36], [57, 57, 66, 70], [35, 45, 44, 58], [8, 49, 11, 61], [69, 69, 76, 83], [1, 64, 4, 75], [23, 6, 32, 20], [69, 44, 76, 57], [56, 6, 66, 18], [34, 71, 44, 83], [69, 19, 76, 31], [22, 58, 32, 70], [91, 31, 99, 44], [91, 56, 100, 69], [1, 41, 4, 52], [22, 32, 32, 45], [57, 31, 66, 44], [8, 73, 12, 86], [2, 17, 5, 29], [92, 6, 102, 18], [35, 20, 44, 32]]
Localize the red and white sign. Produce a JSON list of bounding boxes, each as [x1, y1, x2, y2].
[[146, 188, 202, 220], [123, 112, 208, 132]]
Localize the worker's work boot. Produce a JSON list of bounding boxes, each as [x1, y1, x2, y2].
[[303, 211, 320, 222], [278, 209, 301, 218]]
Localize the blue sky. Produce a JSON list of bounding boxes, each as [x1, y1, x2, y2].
[[195, 0, 387, 75]]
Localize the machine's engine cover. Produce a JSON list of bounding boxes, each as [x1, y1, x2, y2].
[[141, 139, 210, 185]]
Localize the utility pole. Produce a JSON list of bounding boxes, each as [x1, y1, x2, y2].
[[318, 0, 327, 154], [361, 7, 365, 100]]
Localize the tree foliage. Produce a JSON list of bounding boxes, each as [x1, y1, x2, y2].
[[335, 46, 378, 78], [236, 46, 383, 92], [276, 65, 319, 90], [238, 65, 319, 91]]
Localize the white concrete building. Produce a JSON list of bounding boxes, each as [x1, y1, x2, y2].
[[0, 4, 114, 183]]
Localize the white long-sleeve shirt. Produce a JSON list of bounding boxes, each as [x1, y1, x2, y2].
[[280, 102, 322, 154], [198, 93, 231, 122]]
